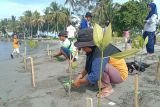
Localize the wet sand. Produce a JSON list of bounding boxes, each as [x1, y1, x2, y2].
[[0, 40, 160, 107]]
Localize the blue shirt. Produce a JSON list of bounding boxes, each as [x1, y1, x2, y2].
[[87, 57, 109, 84], [80, 18, 89, 29]]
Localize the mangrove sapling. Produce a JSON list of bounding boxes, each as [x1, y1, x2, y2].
[[93, 23, 141, 107], [93, 23, 112, 107], [23, 30, 27, 71], [27, 40, 38, 88], [130, 35, 148, 107], [28, 40, 38, 56]]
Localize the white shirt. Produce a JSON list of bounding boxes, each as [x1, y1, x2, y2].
[[144, 14, 158, 32], [60, 38, 78, 59], [67, 25, 76, 38]]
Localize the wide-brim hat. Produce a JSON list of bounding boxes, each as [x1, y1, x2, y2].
[[74, 28, 95, 48], [58, 31, 68, 37]]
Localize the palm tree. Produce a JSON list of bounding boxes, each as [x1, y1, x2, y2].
[[44, 7, 52, 35], [49, 2, 68, 32], [61, 7, 70, 29], [93, 0, 113, 25], [11, 15, 16, 33], [23, 10, 33, 38], [32, 10, 44, 38], [65, 0, 75, 9]]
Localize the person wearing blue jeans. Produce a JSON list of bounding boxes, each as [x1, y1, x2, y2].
[[143, 2, 158, 55]]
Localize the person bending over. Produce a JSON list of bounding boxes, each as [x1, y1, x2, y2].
[[73, 29, 128, 98]]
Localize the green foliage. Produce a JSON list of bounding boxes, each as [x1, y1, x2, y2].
[[93, 23, 112, 50], [132, 35, 148, 49], [71, 61, 78, 69], [112, 1, 147, 36], [63, 80, 74, 88], [111, 48, 140, 59], [28, 40, 38, 49]]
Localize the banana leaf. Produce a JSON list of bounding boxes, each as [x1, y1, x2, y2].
[[102, 23, 112, 50], [93, 23, 103, 48], [110, 48, 140, 59]]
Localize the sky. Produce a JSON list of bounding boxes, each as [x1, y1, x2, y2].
[[0, 0, 159, 19]]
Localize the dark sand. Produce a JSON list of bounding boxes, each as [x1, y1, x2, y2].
[[0, 40, 160, 107]]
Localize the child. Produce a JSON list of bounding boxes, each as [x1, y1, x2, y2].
[[11, 34, 20, 59], [53, 31, 78, 62]]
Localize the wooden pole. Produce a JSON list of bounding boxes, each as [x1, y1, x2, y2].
[[24, 47, 27, 71], [68, 53, 72, 96], [86, 98, 93, 107], [30, 57, 36, 88], [134, 74, 139, 107], [155, 60, 160, 83], [47, 44, 49, 56]]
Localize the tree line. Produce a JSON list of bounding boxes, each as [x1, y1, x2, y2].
[[0, 0, 159, 38]]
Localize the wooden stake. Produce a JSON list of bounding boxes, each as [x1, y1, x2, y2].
[[30, 57, 36, 88], [47, 44, 49, 56], [24, 47, 27, 71], [68, 53, 72, 96], [86, 98, 93, 107], [155, 61, 160, 82], [134, 74, 139, 107]]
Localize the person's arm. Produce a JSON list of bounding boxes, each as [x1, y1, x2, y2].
[[73, 69, 88, 88], [146, 14, 158, 24]]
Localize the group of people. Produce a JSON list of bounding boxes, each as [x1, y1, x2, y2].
[[10, 2, 158, 98], [53, 2, 158, 98], [53, 12, 128, 98]]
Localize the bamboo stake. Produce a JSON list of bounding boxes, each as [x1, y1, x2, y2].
[[134, 74, 139, 107], [47, 44, 49, 56], [28, 57, 36, 88], [68, 53, 72, 96], [156, 61, 160, 82], [24, 47, 27, 71], [86, 98, 93, 107]]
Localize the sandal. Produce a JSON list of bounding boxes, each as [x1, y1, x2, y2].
[[96, 89, 114, 98]]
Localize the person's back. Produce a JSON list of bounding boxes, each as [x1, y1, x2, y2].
[[67, 25, 76, 38]]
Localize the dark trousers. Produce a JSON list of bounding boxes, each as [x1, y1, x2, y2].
[[143, 31, 155, 54]]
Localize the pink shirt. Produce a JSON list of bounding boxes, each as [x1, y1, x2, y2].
[[123, 31, 130, 38]]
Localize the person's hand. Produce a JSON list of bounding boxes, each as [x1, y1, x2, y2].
[[73, 79, 80, 88]]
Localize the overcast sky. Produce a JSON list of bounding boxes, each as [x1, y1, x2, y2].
[[0, 0, 159, 19]]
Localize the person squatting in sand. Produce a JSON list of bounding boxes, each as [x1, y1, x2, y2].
[[73, 28, 128, 98]]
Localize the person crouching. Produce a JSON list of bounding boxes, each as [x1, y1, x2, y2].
[[53, 31, 78, 62]]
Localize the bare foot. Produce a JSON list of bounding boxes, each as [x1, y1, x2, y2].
[[97, 89, 114, 98]]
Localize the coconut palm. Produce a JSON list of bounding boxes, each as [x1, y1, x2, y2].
[[65, 0, 76, 9], [93, 0, 113, 25], [23, 10, 33, 38], [49, 2, 68, 32], [32, 10, 45, 38], [44, 7, 53, 35], [11, 15, 16, 33]]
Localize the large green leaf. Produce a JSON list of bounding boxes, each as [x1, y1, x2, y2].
[[102, 23, 112, 50], [132, 39, 140, 49], [138, 35, 144, 48], [143, 36, 148, 46], [93, 23, 103, 48], [110, 48, 140, 59]]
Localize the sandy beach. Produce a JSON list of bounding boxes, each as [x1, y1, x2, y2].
[[0, 40, 160, 107]]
